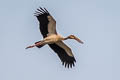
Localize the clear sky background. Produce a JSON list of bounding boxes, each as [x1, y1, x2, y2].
[[0, 0, 120, 80]]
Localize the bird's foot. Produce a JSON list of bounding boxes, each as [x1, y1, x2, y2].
[[25, 45, 35, 49], [25, 41, 43, 49]]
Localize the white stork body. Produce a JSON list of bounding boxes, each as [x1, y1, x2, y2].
[[43, 34, 64, 44], [26, 7, 83, 68]]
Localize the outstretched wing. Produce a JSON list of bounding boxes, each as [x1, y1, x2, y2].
[[35, 8, 76, 68], [34, 7, 57, 38], [49, 41, 76, 68]]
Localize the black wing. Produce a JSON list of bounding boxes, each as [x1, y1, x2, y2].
[[49, 43, 76, 68], [35, 7, 50, 38]]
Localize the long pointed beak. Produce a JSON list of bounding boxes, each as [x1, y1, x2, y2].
[[74, 37, 84, 44]]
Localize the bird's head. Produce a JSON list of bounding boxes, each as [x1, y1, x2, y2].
[[67, 35, 84, 44], [67, 35, 76, 39]]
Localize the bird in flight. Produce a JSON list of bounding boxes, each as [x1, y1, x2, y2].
[[26, 7, 83, 68]]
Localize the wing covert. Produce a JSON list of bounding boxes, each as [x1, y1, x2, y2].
[[47, 16, 57, 35]]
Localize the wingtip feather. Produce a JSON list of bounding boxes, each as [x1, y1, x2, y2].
[[34, 7, 50, 17]]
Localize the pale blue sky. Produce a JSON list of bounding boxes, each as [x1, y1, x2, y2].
[[0, 0, 120, 80]]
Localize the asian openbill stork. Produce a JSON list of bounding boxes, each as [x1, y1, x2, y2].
[[26, 7, 83, 68]]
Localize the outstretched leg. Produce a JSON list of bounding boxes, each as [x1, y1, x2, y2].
[[26, 41, 44, 49]]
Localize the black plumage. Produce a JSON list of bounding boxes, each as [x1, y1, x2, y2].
[[35, 7, 50, 38], [49, 43, 76, 68]]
